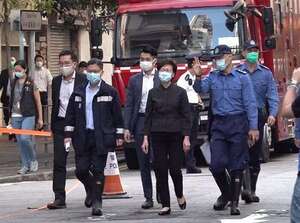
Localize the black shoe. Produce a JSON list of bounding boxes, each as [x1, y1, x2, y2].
[[141, 199, 153, 209], [213, 195, 229, 210], [177, 196, 187, 210], [47, 199, 66, 209], [158, 207, 171, 215], [251, 192, 260, 202], [92, 200, 103, 216], [186, 167, 202, 174], [241, 190, 253, 204]]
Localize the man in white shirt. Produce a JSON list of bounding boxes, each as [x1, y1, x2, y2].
[[177, 54, 204, 174], [124, 47, 160, 209], [30, 55, 52, 125]]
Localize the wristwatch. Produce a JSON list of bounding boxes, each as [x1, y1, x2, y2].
[[287, 79, 299, 91]]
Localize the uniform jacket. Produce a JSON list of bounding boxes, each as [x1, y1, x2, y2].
[[124, 71, 160, 134], [51, 72, 86, 133], [64, 80, 124, 155]]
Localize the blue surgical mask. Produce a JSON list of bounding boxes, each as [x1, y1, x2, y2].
[[159, 71, 173, 82], [215, 59, 227, 71], [15, 71, 25, 78], [87, 72, 101, 84]]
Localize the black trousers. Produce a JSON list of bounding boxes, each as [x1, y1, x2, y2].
[[186, 104, 199, 170], [151, 132, 183, 207], [2, 102, 9, 125], [52, 119, 69, 202], [39, 91, 48, 126], [75, 130, 107, 204]]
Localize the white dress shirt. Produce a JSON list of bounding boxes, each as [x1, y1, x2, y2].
[[139, 69, 156, 113], [30, 67, 52, 92], [58, 72, 75, 118], [177, 70, 199, 104], [85, 82, 101, 129]]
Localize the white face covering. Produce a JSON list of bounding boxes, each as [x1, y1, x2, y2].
[[140, 60, 154, 72], [36, 61, 43, 68], [60, 65, 74, 77]]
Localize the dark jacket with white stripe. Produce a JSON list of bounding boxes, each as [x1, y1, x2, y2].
[[64, 80, 124, 155]]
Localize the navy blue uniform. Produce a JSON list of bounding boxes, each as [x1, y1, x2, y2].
[[237, 63, 279, 198], [194, 68, 258, 173], [64, 80, 123, 212]]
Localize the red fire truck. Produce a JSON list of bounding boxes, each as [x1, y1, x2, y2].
[[111, 0, 299, 168]]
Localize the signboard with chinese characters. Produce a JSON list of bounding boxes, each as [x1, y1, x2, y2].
[[20, 10, 42, 31]]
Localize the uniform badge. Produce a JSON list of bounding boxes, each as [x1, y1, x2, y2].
[[75, 96, 82, 102], [97, 96, 113, 102]]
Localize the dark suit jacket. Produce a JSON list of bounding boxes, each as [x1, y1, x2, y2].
[[124, 71, 160, 134], [51, 72, 86, 133], [64, 80, 124, 155], [0, 69, 9, 105]]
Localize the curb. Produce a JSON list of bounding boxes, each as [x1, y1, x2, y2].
[[0, 163, 128, 184]]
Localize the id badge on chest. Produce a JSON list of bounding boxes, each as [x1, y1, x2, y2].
[[17, 102, 20, 110]]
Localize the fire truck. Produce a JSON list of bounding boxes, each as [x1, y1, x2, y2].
[[111, 0, 299, 169]]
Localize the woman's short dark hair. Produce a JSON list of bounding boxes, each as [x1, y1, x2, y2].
[[34, 54, 44, 62], [59, 50, 78, 62], [157, 60, 177, 74], [140, 46, 158, 57], [87, 58, 103, 69]]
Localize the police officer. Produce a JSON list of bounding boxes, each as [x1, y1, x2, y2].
[[237, 40, 279, 203], [64, 58, 124, 216], [193, 45, 259, 215], [177, 54, 204, 174]]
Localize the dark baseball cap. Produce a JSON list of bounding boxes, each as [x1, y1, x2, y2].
[[212, 45, 232, 58], [243, 40, 259, 50]]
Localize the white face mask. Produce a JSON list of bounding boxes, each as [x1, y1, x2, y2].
[[36, 61, 43, 68], [140, 61, 154, 72], [60, 65, 74, 77]]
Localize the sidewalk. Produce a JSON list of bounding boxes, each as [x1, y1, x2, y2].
[[0, 135, 76, 183], [0, 135, 126, 184]]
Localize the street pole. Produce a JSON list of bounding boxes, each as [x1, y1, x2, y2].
[[29, 31, 36, 71], [19, 23, 25, 60]]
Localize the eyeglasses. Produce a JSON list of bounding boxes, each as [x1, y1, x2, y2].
[[185, 74, 193, 86]]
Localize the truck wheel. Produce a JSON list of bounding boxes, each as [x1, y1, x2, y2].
[[261, 124, 271, 163], [124, 142, 139, 170]]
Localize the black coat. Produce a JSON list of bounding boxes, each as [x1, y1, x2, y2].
[[64, 80, 124, 155], [51, 73, 86, 133], [0, 69, 9, 105], [124, 71, 160, 134]]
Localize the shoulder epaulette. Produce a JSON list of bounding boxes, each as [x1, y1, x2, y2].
[[235, 69, 247, 75], [259, 64, 271, 70]]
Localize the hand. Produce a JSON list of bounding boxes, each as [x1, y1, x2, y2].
[[248, 130, 259, 145], [141, 136, 149, 154], [292, 67, 300, 83], [116, 138, 124, 147], [267, 115, 276, 126], [124, 129, 132, 143], [192, 57, 202, 76], [36, 119, 43, 130], [295, 139, 300, 149], [64, 137, 72, 145], [183, 136, 191, 153]]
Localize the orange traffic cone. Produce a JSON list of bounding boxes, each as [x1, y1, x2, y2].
[[103, 152, 130, 199]]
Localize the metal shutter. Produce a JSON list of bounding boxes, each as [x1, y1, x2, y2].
[[48, 26, 71, 76]]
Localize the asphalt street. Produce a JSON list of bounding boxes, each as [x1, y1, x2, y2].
[[0, 153, 297, 223]]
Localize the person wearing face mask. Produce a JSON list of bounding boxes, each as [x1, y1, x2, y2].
[[64, 58, 124, 216], [124, 46, 161, 209], [0, 57, 16, 141], [47, 50, 86, 210], [30, 55, 53, 126], [236, 40, 279, 204], [9, 60, 43, 174], [77, 61, 88, 74], [142, 60, 192, 215], [177, 54, 205, 174], [193, 45, 259, 215]]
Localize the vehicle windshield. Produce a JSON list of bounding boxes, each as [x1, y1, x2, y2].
[[115, 7, 241, 61]]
